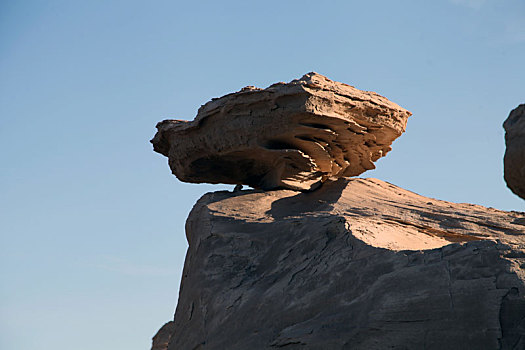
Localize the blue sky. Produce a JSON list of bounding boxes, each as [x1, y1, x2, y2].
[[1, 1, 524, 349]]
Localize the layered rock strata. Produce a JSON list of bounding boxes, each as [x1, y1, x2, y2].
[[154, 179, 525, 350], [504, 104, 525, 200], [151, 73, 411, 190]]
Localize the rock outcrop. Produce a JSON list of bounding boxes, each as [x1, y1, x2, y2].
[[504, 104, 525, 200], [151, 321, 175, 350], [154, 179, 525, 350], [151, 73, 411, 190]]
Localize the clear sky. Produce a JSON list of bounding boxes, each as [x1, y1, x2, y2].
[[1, 1, 524, 349]]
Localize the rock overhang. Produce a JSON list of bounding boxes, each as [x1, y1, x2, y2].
[[151, 72, 412, 190]]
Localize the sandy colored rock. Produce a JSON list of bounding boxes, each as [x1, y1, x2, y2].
[[504, 104, 525, 200], [151, 73, 411, 190], [155, 179, 525, 350]]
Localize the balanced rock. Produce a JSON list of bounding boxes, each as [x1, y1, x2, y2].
[[153, 179, 525, 350], [151, 73, 411, 190], [504, 104, 525, 200]]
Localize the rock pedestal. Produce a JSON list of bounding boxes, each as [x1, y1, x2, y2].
[[153, 179, 525, 350]]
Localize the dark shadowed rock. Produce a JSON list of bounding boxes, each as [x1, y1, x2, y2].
[[151, 321, 175, 350], [154, 179, 525, 350], [504, 104, 525, 200], [151, 73, 411, 190]]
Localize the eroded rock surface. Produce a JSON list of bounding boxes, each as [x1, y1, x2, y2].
[[151, 73, 411, 190], [151, 321, 175, 350], [155, 179, 525, 350], [504, 104, 525, 200]]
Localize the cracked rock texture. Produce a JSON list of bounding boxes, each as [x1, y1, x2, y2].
[[504, 104, 525, 200], [151, 73, 411, 190], [153, 178, 525, 350]]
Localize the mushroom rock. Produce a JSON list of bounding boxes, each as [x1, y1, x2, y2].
[[504, 104, 525, 200], [151, 73, 411, 190]]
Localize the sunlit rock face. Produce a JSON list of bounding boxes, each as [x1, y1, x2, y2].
[[504, 104, 525, 200], [151, 73, 411, 190]]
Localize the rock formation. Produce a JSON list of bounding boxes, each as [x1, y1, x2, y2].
[[154, 179, 525, 349], [151, 73, 411, 190], [151, 321, 175, 350], [151, 75, 525, 349], [504, 104, 525, 200]]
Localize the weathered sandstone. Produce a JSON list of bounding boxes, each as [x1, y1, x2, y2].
[[504, 104, 525, 200], [151, 73, 411, 190], [154, 179, 525, 350]]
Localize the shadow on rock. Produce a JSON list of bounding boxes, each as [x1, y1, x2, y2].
[[267, 179, 348, 220]]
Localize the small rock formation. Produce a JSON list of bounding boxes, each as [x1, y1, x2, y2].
[[154, 179, 525, 349], [151, 73, 411, 190], [504, 104, 525, 200]]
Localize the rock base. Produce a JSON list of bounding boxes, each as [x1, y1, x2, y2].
[[154, 179, 525, 349]]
